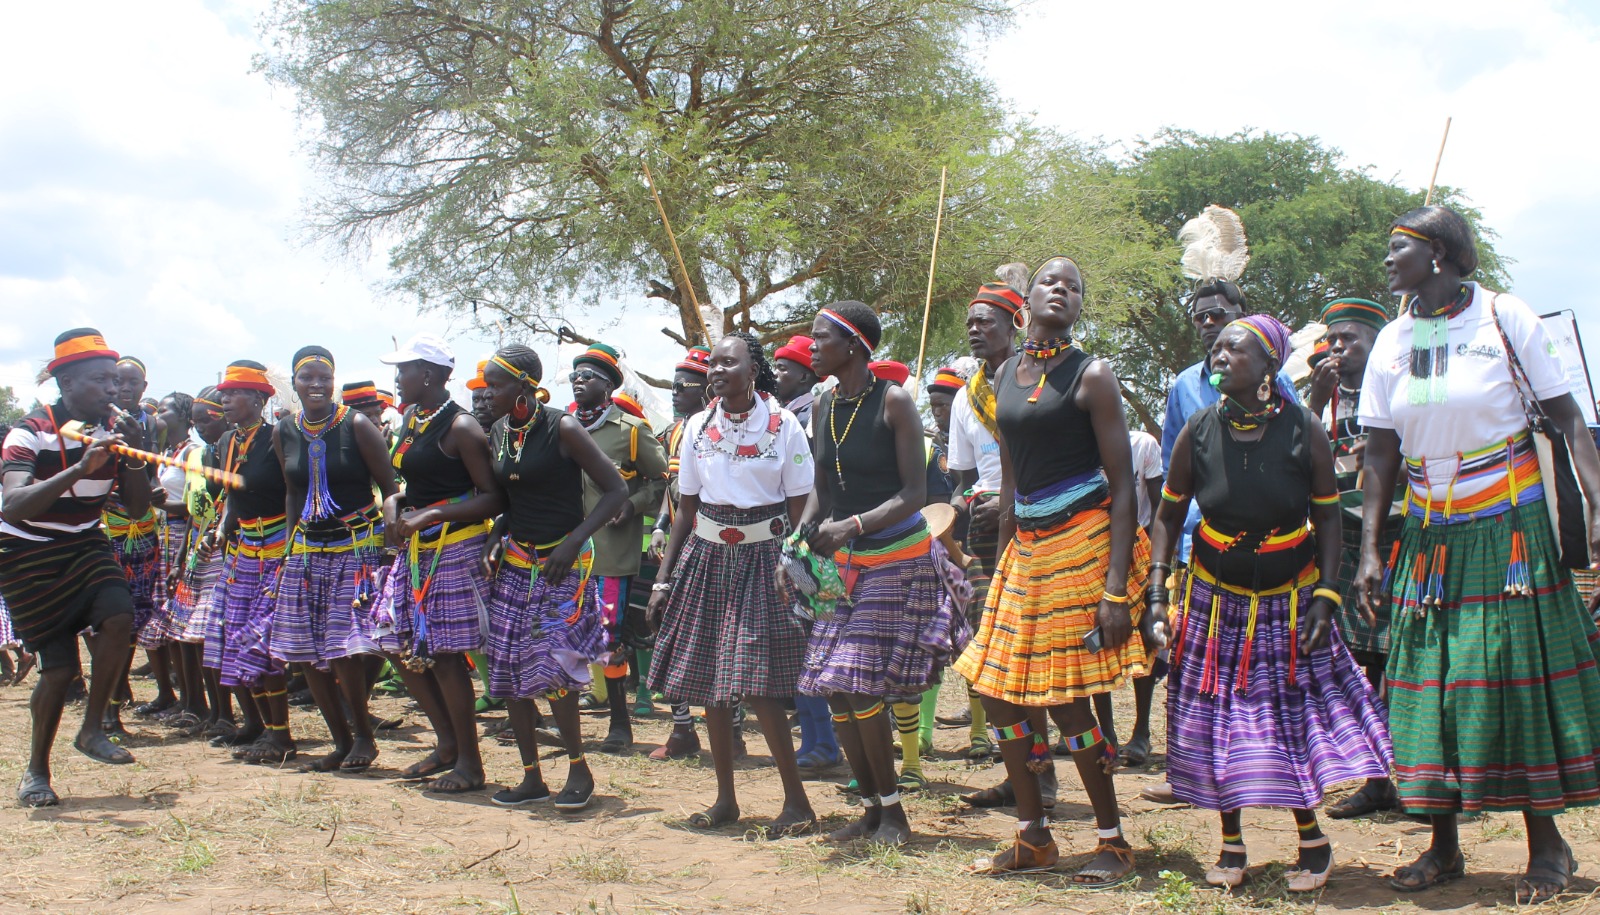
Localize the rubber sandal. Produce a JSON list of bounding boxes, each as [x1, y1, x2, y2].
[[1116, 734, 1151, 768], [971, 834, 1060, 876], [491, 782, 550, 807], [1284, 836, 1332, 892], [240, 742, 298, 765], [768, 818, 817, 838], [1139, 782, 1179, 804], [896, 771, 928, 793], [966, 737, 994, 762], [473, 695, 504, 714], [339, 748, 378, 772], [425, 771, 485, 794], [935, 709, 972, 728], [577, 693, 603, 712], [1205, 843, 1249, 888], [1516, 842, 1577, 905], [687, 809, 738, 829], [396, 753, 454, 781], [962, 780, 1015, 808], [1070, 842, 1137, 889], [1327, 783, 1396, 819], [1389, 850, 1466, 893], [599, 729, 632, 755], [632, 697, 654, 717], [16, 773, 58, 808], [649, 728, 701, 761], [552, 782, 594, 812], [74, 732, 135, 766]]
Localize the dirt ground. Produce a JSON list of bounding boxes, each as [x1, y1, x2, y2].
[[2, 672, 1598, 915]]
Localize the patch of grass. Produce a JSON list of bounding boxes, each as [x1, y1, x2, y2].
[[1145, 820, 1201, 858], [173, 839, 215, 874], [256, 781, 339, 828], [561, 848, 635, 884]]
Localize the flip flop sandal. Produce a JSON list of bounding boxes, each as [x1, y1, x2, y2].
[[74, 733, 135, 765], [1116, 735, 1151, 768], [686, 810, 739, 829], [962, 781, 1016, 808], [396, 755, 454, 781], [767, 818, 817, 839], [240, 742, 298, 765], [971, 835, 1061, 876], [1389, 850, 1467, 893], [1070, 842, 1137, 889], [491, 782, 551, 807], [1516, 843, 1577, 905], [552, 782, 594, 812], [16, 773, 59, 808]]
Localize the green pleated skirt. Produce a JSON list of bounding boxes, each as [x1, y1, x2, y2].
[[1387, 500, 1600, 815]]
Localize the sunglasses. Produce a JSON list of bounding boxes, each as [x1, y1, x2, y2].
[[1190, 308, 1231, 326], [569, 370, 605, 384], [671, 381, 706, 394]]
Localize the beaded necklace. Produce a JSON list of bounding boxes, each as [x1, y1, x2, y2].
[[1021, 336, 1074, 404], [295, 404, 349, 522], [1407, 283, 1472, 406], [828, 379, 873, 491], [574, 404, 610, 432], [225, 421, 262, 475], [1219, 393, 1283, 433], [703, 392, 781, 459], [499, 407, 545, 479], [391, 401, 446, 470]]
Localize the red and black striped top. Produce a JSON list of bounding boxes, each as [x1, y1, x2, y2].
[[0, 403, 119, 542]]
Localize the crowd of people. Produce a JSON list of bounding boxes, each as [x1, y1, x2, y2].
[[3, 204, 1599, 904]]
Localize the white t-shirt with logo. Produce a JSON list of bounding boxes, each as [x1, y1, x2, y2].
[[1129, 429, 1164, 528], [677, 395, 814, 508], [947, 385, 1003, 493], [1359, 283, 1568, 501]]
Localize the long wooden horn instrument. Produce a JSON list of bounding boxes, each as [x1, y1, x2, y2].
[[58, 421, 244, 489]]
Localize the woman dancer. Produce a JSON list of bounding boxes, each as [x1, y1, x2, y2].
[[798, 301, 969, 845], [1357, 207, 1600, 903], [1150, 314, 1391, 891], [271, 346, 398, 772], [953, 258, 1147, 885], [479, 346, 624, 809], [213, 361, 298, 764], [170, 388, 233, 737], [145, 391, 208, 732], [648, 332, 817, 832], [375, 335, 503, 793], [104, 356, 163, 733]]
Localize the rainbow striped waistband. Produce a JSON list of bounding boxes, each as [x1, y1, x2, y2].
[[234, 514, 288, 559], [835, 513, 930, 571], [1404, 433, 1542, 525], [503, 535, 594, 574]]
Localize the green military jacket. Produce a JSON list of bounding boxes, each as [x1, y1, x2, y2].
[[582, 408, 668, 577]]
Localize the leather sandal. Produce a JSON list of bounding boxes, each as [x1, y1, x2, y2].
[[970, 834, 1060, 875], [1071, 842, 1137, 889]]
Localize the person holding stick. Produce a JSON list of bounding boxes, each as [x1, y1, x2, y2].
[[1358, 206, 1600, 903], [169, 387, 234, 738], [1, 329, 147, 806]]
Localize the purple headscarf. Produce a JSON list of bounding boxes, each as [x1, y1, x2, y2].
[[1224, 314, 1296, 400]]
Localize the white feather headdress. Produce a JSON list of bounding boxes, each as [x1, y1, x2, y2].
[[1178, 205, 1250, 284]]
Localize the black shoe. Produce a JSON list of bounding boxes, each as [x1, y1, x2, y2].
[[599, 728, 632, 755]]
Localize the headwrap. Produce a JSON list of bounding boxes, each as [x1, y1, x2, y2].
[[1223, 315, 1295, 400], [676, 346, 712, 376], [341, 381, 380, 406], [1391, 225, 1430, 242], [47, 328, 117, 375], [818, 309, 878, 351], [464, 359, 489, 391], [969, 283, 1025, 320], [117, 356, 148, 377], [928, 367, 965, 394], [773, 335, 815, 372], [216, 360, 275, 395], [869, 360, 909, 386], [572, 342, 624, 388], [612, 391, 648, 423], [1318, 298, 1390, 333]]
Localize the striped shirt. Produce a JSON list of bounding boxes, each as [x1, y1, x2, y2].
[[0, 403, 118, 541]]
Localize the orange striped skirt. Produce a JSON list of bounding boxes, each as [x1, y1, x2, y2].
[[953, 503, 1149, 705]]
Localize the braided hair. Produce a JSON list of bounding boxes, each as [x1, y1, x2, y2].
[[696, 331, 781, 439], [493, 344, 544, 387], [163, 391, 195, 437]]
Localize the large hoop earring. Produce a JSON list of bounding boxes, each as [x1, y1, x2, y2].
[[513, 393, 530, 419], [1013, 308, 1029, 330], [1257, 375, 1272, 402]]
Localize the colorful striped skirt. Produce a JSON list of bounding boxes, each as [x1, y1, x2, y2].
[[271, 527, 387, 668], [171, 539, 224, 646], [0, 591, 16, 650], [374, 521, 490, 657], [135, 517, 190, 649], [1166, 561, 1392, 810], [200, 555, 231, 670], [484, 537, 606, 699], [110, 528, 163, 644], [953, 503, 1150, 705], [798, 514, 970, 702], [0, 530, 129, 650], [1387, 500, 1600, 815], [1333, 514, 1401, 666], [216, 529, 287, 688], [648, 502, 810, 705]]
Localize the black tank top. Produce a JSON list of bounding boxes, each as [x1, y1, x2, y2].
[[816, 377, 903, 519], [1189, 403, 1318, 588], [225, 423, 287, 522], [396, 401, 475, 508], [493, 405, 585, 544], [281, 409, 377, 529], [994, 349, 1099, 495]]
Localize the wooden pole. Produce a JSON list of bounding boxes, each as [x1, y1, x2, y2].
[[642, 158, 713, 345], [1399, 117, 1453, 313], [58, 422, 244, 489], [910, 166, 949, 396]]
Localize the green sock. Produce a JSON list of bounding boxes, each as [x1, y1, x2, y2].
[[635, 648, 653, 700], [588, 665, 608, 703], [919, 685, 937, 748], [466, 651, 489, 685], [894, 702, 923, 777], [967, 684, 987, 744]]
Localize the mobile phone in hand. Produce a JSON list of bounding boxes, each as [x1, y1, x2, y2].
[[1082, 625, 1105, 655]]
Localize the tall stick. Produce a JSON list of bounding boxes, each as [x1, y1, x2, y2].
[[642, 158, 713, 344], [1399, 117, 1453, 313], [910, 166, 949, 396], [58, 423, 244, 489]]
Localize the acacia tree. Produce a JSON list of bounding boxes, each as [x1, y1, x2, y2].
[[261, 0, 1056, 346]]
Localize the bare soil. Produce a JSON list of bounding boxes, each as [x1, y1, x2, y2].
[[1, 675, 1596, 914]]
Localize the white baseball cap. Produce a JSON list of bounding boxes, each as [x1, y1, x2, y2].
[[379, 333, 455, 369]]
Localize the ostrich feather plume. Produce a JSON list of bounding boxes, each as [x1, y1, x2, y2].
[[1178, 205, 1250, 283]]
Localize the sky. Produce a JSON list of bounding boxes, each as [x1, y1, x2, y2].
[[2, 0, 1598, 413]]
